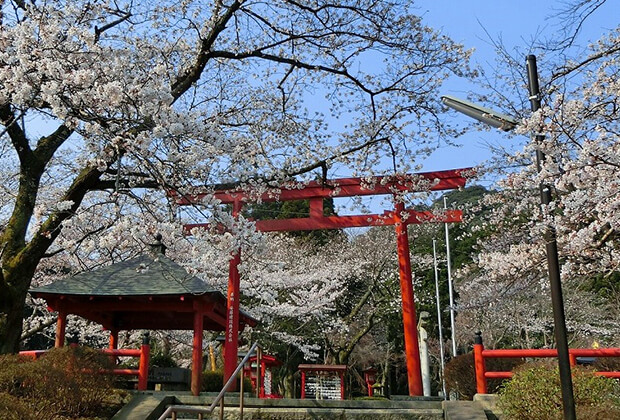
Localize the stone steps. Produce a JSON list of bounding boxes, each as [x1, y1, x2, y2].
[[112, 391, 497, 420]]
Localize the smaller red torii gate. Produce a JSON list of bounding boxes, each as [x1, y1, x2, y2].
[[174, 168, 471, 396]]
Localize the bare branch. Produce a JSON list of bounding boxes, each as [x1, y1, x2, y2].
[[210, 49, 374, 96], [94, 11, 132, 43], [170, 0, 243, 100], [548, 0, 608, 51], [0, 104, 31, 163]]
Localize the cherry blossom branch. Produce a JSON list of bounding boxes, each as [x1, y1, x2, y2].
[[20, 316, 57, 341], [93, 135, 391, 192], [551, 44, 620, 80], [42, 223, 110, 258]]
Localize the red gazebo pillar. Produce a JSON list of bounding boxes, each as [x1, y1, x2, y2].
[[191, 309, 204, 396], [394, 200, 423, 396], [109, 329, 119, 349], [55, 310, 67, 348]]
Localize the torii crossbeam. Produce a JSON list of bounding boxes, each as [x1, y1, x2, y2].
[[174, 168, 471, 396]]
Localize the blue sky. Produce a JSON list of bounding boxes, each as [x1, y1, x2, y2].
[[414, 0, 619, 174]]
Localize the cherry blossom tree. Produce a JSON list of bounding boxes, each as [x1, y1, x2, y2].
[[239, 225, 426, 396], [0, 0, 473, 353], [452, 5, 620, 348]]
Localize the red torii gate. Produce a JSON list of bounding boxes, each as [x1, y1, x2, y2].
[[174, 168, 471, 396]]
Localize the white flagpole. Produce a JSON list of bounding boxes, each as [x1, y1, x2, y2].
[[444, 196, 457, 357], [433, 239, 447, 399]]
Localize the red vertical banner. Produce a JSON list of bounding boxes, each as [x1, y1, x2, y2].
[[224, 200, 243, 388], [394, 200, 424, 396]]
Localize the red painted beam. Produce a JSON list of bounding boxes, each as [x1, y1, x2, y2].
[[184, 209, 462, 234], [596, 372, 620, 378], [483, 348, 559, 358], [42, 298, 215, 313], [101, 348, 141, 357], [172, 168, 473, 205], [485, 371, 513, 379]]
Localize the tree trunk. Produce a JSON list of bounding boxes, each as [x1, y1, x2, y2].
[[283, 369, 296, 398], [0, 270, 32, 353]]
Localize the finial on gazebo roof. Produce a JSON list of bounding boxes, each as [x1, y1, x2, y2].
[[149, 233, 167, 255]]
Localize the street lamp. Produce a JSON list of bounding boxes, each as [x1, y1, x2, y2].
[[441, 95, 518, 131], [441, 55, 577, 420]]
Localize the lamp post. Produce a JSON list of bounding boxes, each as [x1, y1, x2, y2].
[[524, 54, 575, 420], [440, 54, 576, 420]]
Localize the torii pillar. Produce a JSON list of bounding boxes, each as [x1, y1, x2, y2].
[[223, 200, 243, 389], [395, 201, 423, 395]]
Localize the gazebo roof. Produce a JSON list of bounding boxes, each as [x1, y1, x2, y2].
[[30, 253, 218, 297], [30, 251, 257, 331]]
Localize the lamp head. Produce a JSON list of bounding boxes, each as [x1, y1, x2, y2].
[[441, 95, 518, 132]]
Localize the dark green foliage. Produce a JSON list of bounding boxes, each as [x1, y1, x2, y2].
[[0, 347, 120, 419], [150, 352, 178, 368], [243, 197, 342, 245], [202, 369, 252, 393], [202, 369, 224, 392], [410, 186, 492, 352], [584, 271, 620, 301], [444, 352, 524, 400], [498, 360, 620, 420]]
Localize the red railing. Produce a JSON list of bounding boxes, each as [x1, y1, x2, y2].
[[19, 334, 150, 390], [473, 332, 620, 394], [18, 349, 47, 359]]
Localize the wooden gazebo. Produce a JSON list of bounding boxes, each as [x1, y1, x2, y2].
[[29, 241, 257, 395]]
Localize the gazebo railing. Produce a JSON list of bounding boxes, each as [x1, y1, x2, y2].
[[101, 333, 151, 390], [157, 342, 259, 420], [18, 333, 151, 390]]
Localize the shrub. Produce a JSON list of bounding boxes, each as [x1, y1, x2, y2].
[[0, 347, 116, 418], [150, 352, 178, 368], [444, 352, 523, 400], [202, 369, 253, 393], [202, 369, 224, 392], [0, 392, 36, 420], [498, 360, 620, 420], [593, 356, 620, 372]]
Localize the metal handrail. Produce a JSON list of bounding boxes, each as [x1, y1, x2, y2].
[[157, 342, 259, 420]]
